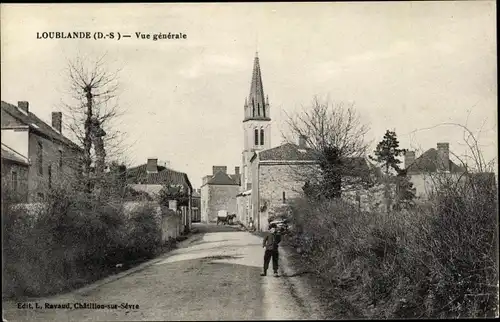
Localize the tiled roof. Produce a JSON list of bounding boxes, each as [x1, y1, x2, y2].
[[342, 157, 373, 177], [1, 147, 29, 166], [257, 143, 317, 161], [126, 164, 192, 190], [206, 171, 239, 186], [1, 101, 81, 151], [407, 148, 465, 173], [256, 143, 373, 178]]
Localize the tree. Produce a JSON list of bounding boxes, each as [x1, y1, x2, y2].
[[370, 130, 415, 211], [370, 130, 406, 175], [285, 97, 370, 199], [158, 185, 189, 208], [62, 53, 124, 192], [104, 161, 128, 198]]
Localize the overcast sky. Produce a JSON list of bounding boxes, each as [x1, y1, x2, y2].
[[1, 2, 496, 188]]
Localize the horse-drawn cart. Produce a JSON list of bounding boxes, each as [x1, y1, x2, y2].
[[216, 210, 236, 225]]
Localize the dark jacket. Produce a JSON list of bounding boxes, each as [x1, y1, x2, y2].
[[263, 230, 281, 251]]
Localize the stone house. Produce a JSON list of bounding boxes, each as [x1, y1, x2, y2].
[[200, 166, 240, 223], [126, 158, 194, 231], [1, 100, 83, 202], [243, 138, 375, 231], [404, 142, 466, 199], [242, 138, 319, 231]]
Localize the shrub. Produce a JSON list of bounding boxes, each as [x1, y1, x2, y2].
[[125, 203, 162, 259], [287, 175, 498, 318], [2, 186, 167, 298], [2, 193, 39, 298]]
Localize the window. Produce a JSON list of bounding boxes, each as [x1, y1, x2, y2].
[[48, 165, 52, 189], [37, 142, 43, 175], [254, 128, 259, 146], [37, 192, 44, 200], [283, 191, 286, 203], [260, 129, 264, 146], [59, 150, 63, 168], [12, 171, 18, 192]]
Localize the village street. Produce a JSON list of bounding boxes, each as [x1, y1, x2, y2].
[[2, 224, 322, 321]]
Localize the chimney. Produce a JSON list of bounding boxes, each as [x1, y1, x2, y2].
[[212, 166, 227, 175], [298, 135, 307, 148], [235, 166, 240, 175], [404, 150, 416, 171], [51, 112, 62, 133], [146, 158, 158, 173], [436, 142, 450, 172], [17, 101, 29, 113]]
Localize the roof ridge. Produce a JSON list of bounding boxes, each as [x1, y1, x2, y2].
[[1, 101, 80, 150], [207, 170, 239, 185]]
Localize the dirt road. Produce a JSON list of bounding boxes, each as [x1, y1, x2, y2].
[[2, 223, 322, 321]]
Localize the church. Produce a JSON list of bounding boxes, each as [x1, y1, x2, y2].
[[201, 53, 318, 230]]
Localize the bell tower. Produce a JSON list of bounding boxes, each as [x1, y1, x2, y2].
[[241, 52, 271, 191]]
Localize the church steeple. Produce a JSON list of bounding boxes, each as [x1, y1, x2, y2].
[[244, 52, 270, 122], [241, 52, 272, 195]]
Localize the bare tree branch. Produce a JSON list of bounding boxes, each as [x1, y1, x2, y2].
[[282, 96, 371, 199], [61, 53, 127, 192]]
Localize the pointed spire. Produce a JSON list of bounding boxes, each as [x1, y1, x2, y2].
[[248, 53, 266, 118]]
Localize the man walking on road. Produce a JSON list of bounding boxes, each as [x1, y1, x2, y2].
[[261, 223, 282, 277]]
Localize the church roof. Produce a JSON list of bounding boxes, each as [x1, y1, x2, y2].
[[244, 53, 270, 122], [256, 143, 318, 161]]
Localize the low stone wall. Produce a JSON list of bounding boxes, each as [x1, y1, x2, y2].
[[161, 209, 182, 241], [13, 201, 183, 243], [123, 201, 183, 242]]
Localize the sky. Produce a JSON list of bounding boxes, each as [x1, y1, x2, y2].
[[1, 2, 497, 188]]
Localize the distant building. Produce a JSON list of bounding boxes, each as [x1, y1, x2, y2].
[[404, 142, 467, 199], [192, 188, 201, 222], [1, 100, 83, 202], [126, 158, 194, 231], [200, 166, 240, 223]]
